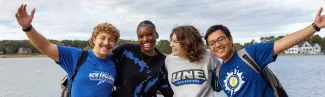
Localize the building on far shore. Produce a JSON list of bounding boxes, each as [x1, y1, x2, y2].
[[17, 47, 32, 54], [285, 41, 322, 54]]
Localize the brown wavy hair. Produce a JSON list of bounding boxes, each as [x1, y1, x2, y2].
[[170, 25, 206, 62], [89, 23, 120, 46]]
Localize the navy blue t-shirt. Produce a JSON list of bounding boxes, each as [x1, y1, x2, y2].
[[56, 46, 116, 97], [218, 41, 277, 97]]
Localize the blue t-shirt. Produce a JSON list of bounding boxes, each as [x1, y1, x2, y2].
[[56, 46, 116, 97], [218, 41, 277, 97]]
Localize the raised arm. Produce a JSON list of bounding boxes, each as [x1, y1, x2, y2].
[[15, 4, 58, 61], [274, 7, 325, 55]]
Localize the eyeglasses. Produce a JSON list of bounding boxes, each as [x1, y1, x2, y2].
[[208, 36, 227, 47], [169, 39, 180, 44]]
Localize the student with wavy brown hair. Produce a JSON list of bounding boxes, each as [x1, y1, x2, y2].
[[165, 25, 221, 97]]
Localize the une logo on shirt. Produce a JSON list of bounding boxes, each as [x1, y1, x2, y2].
[[171, 70, 206, 86], [223, 69, 245, 96], [89, 71, 115, 85]]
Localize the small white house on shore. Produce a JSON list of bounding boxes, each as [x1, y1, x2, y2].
[[285, 41, 322, 54]]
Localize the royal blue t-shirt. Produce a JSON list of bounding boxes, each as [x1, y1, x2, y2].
[[56, 46, 116, 97], [218, 41, 277, 97]]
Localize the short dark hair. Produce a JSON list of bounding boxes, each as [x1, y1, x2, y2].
[[204, 24, 232, 45], [137, 20, 159, 39]]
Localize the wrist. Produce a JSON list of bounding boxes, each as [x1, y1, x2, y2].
[[312, 23, 320, 32], [22, 25, 33, 32]]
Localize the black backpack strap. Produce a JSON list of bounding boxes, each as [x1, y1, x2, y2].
[[68, 50, 88, 97], [237, 49, 262, 75], [237, 49, 276, 97], [214, 64, 222, 90]]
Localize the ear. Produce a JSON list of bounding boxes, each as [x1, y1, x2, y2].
[[91, 37, 96, 45], [229, 36, 234, 47], [155, 32, 159, 39], [229, 36, 233, 42]]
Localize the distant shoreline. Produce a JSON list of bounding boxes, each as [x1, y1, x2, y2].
[[278, 53, 325, 56], [0, 54, 47, 58], [0, 53, 324, 58]]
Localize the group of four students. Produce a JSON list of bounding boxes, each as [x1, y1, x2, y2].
[[15, 4, 325, 97]]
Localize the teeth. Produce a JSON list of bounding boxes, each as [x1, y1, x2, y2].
[[217, 48, 224, 52], [144, 43, 151, 47], [100, 45, 109, 50]]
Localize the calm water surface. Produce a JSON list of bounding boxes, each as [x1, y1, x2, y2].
[[0, 55, 324, 97]]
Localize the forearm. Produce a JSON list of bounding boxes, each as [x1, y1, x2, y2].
[[25, 27, 58, 61], [25, 27, 51, 52], [274, 25, 317, 55]]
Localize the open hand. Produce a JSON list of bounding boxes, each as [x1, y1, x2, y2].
[[314, 7, 325, 29], [15, 4, 36, 28]]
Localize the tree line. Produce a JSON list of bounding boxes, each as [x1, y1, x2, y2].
[[0, 39, 172, 54], [0, 34, 324, 54], [233, 34, 325, 52]]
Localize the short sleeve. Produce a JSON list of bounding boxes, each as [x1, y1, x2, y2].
[[56, 45, 82, 75], [245, 41, 278, 69]]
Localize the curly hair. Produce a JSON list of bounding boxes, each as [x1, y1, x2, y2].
[[89, 23, 120, 46], [170, 25, 206, 62]]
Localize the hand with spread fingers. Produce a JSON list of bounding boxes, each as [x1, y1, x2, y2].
[[314, 7, 325, 29], [15, 4, 36, 29]]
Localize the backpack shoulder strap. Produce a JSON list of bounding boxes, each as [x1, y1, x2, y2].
[[214, 64, 222, 90], [75, 50, 89, 73], [68, 50, 88, 96], [237, 49, 262, 75], [238, 49, 284, 97]]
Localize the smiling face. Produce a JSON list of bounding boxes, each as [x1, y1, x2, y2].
[[92, 32, 115, 58], [137, 26, 157, 54], [169, 33, 186, 57], [207, 29, 234, 61], [89, 23, 120, 59]]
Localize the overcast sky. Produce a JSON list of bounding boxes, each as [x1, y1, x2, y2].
[[1, 0, 325, 44]]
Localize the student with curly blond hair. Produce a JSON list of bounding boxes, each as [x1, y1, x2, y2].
[[15, 4, 120, 97], [165, 25, 221, 97]]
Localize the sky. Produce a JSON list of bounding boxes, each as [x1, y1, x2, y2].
[[0, 0, 325, 44]]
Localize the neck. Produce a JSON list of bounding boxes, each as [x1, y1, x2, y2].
[[92, 49, 107, 59], [141, 49, 157, 56], [222, 48, 235, 63], [178, 53, 187, 59]]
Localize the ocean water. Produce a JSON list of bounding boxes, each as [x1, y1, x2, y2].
[[0, 55, 324, 97]]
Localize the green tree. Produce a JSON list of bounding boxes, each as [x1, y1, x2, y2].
[[275, 35, 284, 41], [260, 36, 275, 43], [156, 40, 171, 54], [61, 40, 73, 46], [244, 39, 257, 47], [321, 36, 325, 52], [304, 36, 312, 43], [116, 39, 129, 46], [311, 34, 322, 44], [233, 43, 244, 50]]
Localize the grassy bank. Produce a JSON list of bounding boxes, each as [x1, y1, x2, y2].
[[1, 54, 47, 58]]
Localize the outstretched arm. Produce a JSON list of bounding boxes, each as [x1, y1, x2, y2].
[[274, 7, 325, 55], [15, 4, 58, 61]]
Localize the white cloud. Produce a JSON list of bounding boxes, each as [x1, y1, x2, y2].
[[0, 0, 325, 44]]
